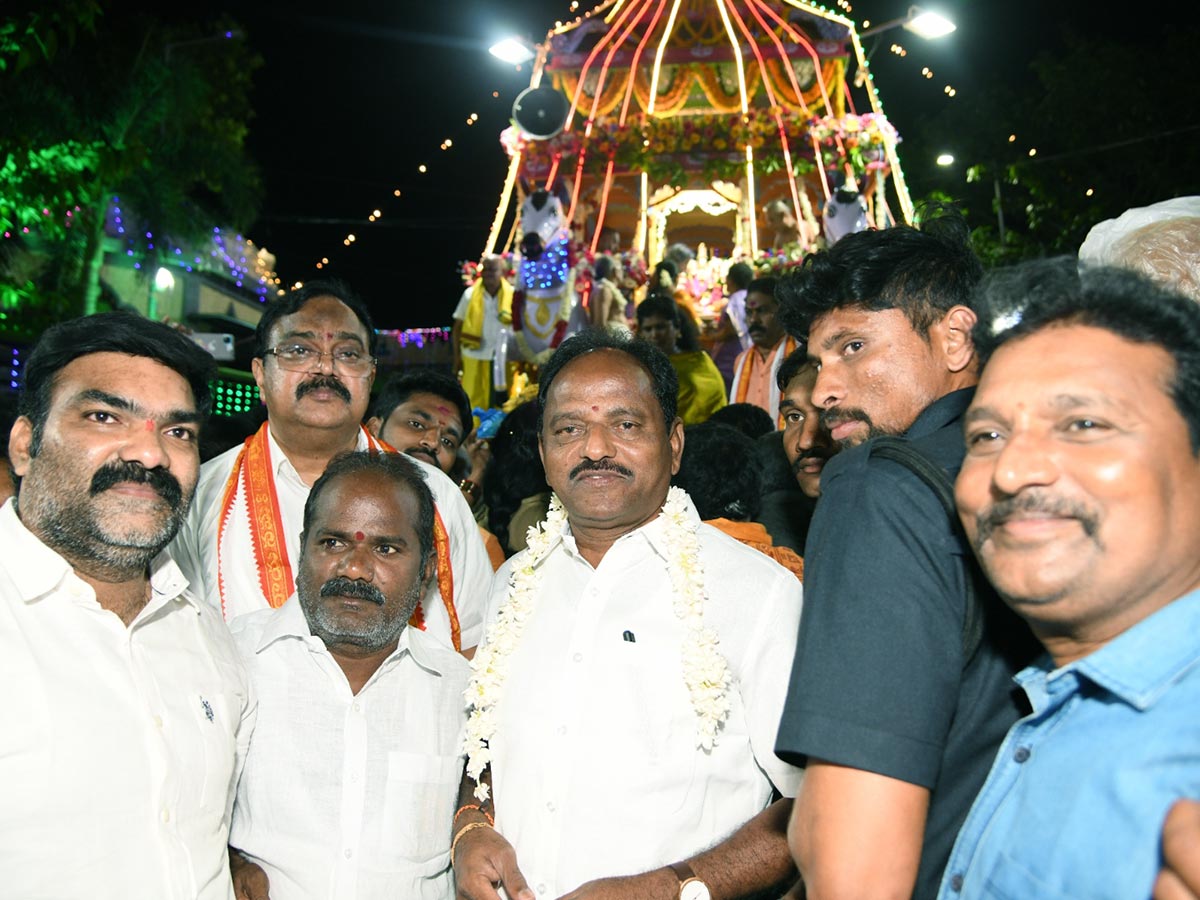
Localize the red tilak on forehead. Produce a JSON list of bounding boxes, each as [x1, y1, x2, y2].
[[325, 332, 334, 340], [434, 405, 452, 416], [144, 419, 155, 431], [354, 531, 365, 541], [591, 405, 599, 411]]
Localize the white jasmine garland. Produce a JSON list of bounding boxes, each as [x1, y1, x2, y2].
[[461, 486, 731, 801]]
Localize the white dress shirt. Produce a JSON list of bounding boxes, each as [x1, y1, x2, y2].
[[230, 599, 470, 900], [0, 499, 255, 900], [170, 424, 491, 650], [453, 286, 502, 360], [484, 494, 803, 897]]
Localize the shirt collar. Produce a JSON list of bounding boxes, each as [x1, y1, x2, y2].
[[904, 386, 975, 440], [1025, 589, 1200, 711], [557, 490, 702, 565], [2, 498, 196, 611], [265, 422, 370, 480], [255, 594, 447, 675]]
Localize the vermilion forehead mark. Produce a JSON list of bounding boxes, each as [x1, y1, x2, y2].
[[144, 419, 155, 431], [434, 404, 452, 416], [354, 531, 365, 541], [325, 332, 334, 340], [591, 405, 599, 411]]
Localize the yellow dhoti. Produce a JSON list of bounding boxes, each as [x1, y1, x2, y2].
[[459, 357, 493, 417]]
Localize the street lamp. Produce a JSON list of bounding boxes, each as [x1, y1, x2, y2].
[[148, 266, 174, 320], [488, 37, 535, 66], [860, 6, 956, 39]]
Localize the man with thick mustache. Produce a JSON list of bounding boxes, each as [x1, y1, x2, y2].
[[772, 210, 1036, 900], [939, 259, 1200, 899], [728, 276, 798, 426], [227, 451, 469, 900], [0, 312, 255, 899], [453, 330, 804, 900], [171, 280, 492, 654]]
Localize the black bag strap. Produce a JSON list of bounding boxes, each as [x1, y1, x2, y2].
[[866, 435, 984, 665]]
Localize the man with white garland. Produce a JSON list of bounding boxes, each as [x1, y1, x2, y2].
[[170, 279, 492, 654], [452, 330, 804, 900]]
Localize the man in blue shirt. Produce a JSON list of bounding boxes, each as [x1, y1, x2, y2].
[[946, 257, 1200, 899]]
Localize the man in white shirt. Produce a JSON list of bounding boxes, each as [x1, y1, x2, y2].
[[170, 279, 491, 654], [452, 256, 512, 414], [453, 330, 803, 900], [0, 311, 255, 900], [229, 451, 470, 900]]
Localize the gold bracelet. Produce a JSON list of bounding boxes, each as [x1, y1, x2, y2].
[[450, 820, 492, 867]]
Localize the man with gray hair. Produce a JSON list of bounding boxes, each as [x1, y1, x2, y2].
[[1078, 196, 1200, 302]]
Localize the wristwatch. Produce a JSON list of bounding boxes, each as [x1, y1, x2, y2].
[[669, 862, 712, 900]]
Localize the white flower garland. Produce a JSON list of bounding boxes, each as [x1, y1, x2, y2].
[[462, 486, 731, 801]]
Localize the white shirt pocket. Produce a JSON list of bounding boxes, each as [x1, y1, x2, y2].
[[381, 750, 463, 867]]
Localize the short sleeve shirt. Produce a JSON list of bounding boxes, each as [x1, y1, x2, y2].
[[775, 388, 1036, 900]]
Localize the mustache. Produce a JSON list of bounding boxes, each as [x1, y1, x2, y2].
[[90, 460, 183, 509], [569, 459, 634, 480], [295, 375, 352, 404], [791, 448, 831, 474], [974, 490, 1101, 545], [407, 446, 439, 464], [819, 406, 873, 431], [319, 576, 386, 606]]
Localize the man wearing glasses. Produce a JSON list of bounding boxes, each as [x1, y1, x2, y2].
[[170, 279, 492, 655]]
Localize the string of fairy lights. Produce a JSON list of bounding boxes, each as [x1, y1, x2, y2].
[[296, 0, 963, 288]]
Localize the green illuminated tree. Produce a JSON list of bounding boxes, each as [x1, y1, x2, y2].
[[0, 1, 261, 326]]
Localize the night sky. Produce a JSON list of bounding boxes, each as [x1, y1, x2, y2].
[[227, 0, 1188, 329]]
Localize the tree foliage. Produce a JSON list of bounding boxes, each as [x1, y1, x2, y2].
[[903, 23, 1200, 266], [0, 0, 262, 330]]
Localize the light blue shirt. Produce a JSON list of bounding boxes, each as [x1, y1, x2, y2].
[[938, 589, 1200, 900]]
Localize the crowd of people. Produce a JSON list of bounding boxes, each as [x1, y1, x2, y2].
[[2, 197, 1199, 900]]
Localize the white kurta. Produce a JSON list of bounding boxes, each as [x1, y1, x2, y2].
[[230, 599, 470, 900], [484, 494, 804, 897], [169, 424, 491, 651], [0, 499, 256, 900]]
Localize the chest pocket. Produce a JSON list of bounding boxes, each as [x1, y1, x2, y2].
[[382, 751, 463, 867]]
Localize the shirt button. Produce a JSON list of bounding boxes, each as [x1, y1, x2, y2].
[[537, 885, 546, 895], [1014, 745, 1031, 763], [153, 715, 164, 729], [556, 725, 567, 736], [950, 873, 963, 892], [344, 848, 353, 859], [160, 809, 171, 824], [546, 801, 556, 812], [352, 702, 361, 712], [572, 652, 583, 663]]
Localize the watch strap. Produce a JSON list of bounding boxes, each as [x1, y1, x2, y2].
[[669, 861, 698, 885]]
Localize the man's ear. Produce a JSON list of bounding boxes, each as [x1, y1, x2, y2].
[[940, 305, 978, 374], [421, 550, 437, 591], [251, 356, 266, 394], [668, 417, 685, 476], [365, 416, 383, 439], [8, 416, 34, 477]]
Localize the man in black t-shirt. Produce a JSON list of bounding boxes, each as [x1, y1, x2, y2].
[[773, 209, 1036, 900]]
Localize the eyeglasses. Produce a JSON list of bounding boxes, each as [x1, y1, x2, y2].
[[264, 343, 376, 375]]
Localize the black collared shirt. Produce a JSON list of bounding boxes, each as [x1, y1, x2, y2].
[[775, 388, 1034, 900]]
